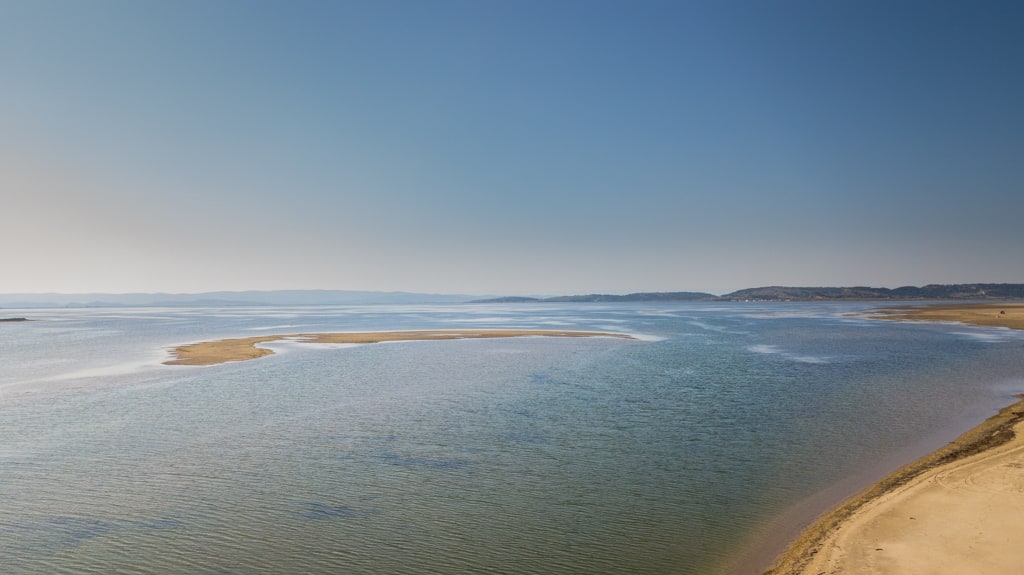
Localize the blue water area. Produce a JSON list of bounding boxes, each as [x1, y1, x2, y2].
[[1, 303, 1022, 574], [298, 502, 380, 520]]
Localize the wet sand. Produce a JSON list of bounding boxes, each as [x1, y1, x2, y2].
[[165, 329, 634, 366], [768, 302, 1024, 574]]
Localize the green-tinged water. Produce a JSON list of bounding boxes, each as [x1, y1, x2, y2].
[[2, 303, 1023, 574]]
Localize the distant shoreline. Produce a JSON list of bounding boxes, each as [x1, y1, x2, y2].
[[764, 302, 1024, 574], [164, 329, 636, 366], [3, 283, 1024, 308], [470, 284, 1024, 303]]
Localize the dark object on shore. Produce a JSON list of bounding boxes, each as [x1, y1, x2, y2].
[[0, 317, 29, 322]]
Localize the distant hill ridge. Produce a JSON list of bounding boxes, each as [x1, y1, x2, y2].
[[0, 290, 476, 309], [471, 292, 718, 303], [719, 283, 1024, 301], [3, 284, 1024, 309], [470, 283, 1024, 303]]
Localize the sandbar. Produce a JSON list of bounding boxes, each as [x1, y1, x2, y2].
[[867, 302, 1024, 331], [768, 303, 1024, 574], [164, 329, 634, 366]]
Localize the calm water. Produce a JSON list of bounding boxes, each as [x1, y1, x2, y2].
[[2, 303, 1023, 574]]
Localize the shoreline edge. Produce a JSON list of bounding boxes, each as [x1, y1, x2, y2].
[[765, 302, 1024, 574]]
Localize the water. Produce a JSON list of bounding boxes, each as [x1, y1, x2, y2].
[[2, 303, 1023, 574]]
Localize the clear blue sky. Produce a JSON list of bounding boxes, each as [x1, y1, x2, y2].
[[3, 0, 1022, 296]]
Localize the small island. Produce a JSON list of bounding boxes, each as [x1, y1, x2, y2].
[[165, 329, 635, 366]]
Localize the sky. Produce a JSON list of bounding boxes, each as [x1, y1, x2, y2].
[[2, 0, 1022, 296]]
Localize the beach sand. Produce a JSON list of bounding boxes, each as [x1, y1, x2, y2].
[[869, 302, 1024, 331], [164, 329, 633, 366], [768, 303, 1024, 574]]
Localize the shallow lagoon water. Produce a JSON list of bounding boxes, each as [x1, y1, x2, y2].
[[2, 303, 1023, 574]]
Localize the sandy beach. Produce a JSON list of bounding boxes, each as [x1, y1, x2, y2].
[[768, 303, 1024, 574], [869, 302, 1024, 331], [165, 329, 634, 366]]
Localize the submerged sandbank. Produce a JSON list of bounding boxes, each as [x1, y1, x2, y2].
[[766, 303, 1024, 574], [165, 329, 634, 366]]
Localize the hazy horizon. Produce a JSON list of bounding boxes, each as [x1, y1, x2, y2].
[[4, 1, 1022, 295], [3, 282, 1023, 306]]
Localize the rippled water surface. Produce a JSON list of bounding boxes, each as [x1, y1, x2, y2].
[[2, 303, 1023, 574]]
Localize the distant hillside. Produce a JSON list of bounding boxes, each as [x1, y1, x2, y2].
[[471, 284, 1024, 303], [0, 290, 479, 309], [720, 283, 1024, 301], [471, 296, 546, 303], [469, 291, 719, 303], [5, 284, 1024, 309]]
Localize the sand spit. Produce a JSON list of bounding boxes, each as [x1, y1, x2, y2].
[[768, 302, 1024, 574], [869, 302, 1024, 331], [165, 329, 634, 366]]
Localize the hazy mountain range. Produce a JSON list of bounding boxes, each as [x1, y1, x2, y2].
[[0, 290, 476, 309], [3, 284, 1024, 310], [471, 283, 1024, 303]]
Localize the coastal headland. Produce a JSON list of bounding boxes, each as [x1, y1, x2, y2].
[[768, 303, 1024, 574], [164, 329, 634, 366]]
